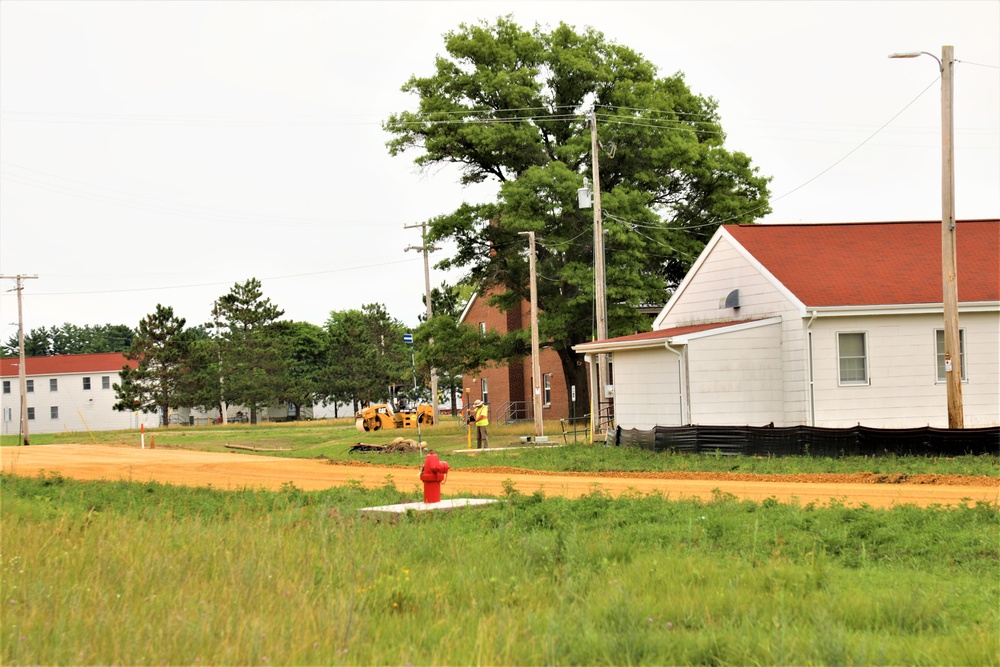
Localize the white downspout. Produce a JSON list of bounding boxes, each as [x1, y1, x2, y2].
[[806, 311, 817, 427], [664, 340, 687, 425]]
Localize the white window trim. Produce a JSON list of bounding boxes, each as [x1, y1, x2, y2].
[[543, 373, 552, 407], [837, 331, 869, 386], [934, 328, 968, 383]]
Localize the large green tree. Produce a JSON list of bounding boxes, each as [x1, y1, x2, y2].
[[322, 304, 410, 412], [113, 305, 194, 426], [213, 279, 286, 424], [385, 18, 771, 413], [273, 321, 328, 420]]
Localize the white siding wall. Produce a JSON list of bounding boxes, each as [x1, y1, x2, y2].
[[659, 236, 795, 327], [687, 322, 784, 425], [611, 347, 682, 429], [658, 236, 808, 425], [810, 311, 1000, 427], [1, 370, 156, 435]]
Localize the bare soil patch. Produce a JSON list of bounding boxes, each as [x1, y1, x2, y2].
[[3, 444, 997, 509]]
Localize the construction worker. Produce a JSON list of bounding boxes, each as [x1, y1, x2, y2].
[[472, 399, 489, 449]]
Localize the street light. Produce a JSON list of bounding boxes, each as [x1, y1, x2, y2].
[[889, 45, 963, 428]]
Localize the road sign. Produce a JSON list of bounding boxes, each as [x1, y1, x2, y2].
[[403, 333, 413, 345]]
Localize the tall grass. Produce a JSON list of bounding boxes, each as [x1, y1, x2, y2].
[[3, 473, 997, 665]]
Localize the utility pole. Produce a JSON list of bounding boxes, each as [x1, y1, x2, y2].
[[520, 231, 544, 438], [213, 300, 228, 425], [1, 274, 39, 445], [889, 45, 963, 428], [405, 222, 440, 424], [590, 111, 610, 437], [939, 45, 964, 429]]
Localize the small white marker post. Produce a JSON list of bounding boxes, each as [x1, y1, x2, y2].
[[140, 423, 145, 450]]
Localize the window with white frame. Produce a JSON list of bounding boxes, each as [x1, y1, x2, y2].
[[481, 379, 489, 406], [2, 380, 9, 394], [102, 376, 111, 390], [50, 378, 58, 392], [838, 332, 868, 384], [478, 322, 486, 336], [543, 373, 552, 406], [26, 379, 34, 393], [935, 329, 967, 381], [50, 406, 59, 419], [27, 407, 35, 420], [83, 377, 91, 390], [2, 407, 11, 422]]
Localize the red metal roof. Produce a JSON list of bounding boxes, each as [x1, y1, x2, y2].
[[0, 352, 136, 377], [724, 219, 999, 307], [576, 320, 765, 350]]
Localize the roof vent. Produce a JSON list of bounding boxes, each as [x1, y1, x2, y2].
[[723, 289, 740, 309]]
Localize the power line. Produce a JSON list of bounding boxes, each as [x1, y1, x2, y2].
[[14, 258, 420, 297]]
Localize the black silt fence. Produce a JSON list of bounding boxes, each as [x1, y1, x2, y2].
[[607, 424, 1000, 457]]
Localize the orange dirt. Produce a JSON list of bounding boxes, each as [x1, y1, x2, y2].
[[2, 444, 997, 509]]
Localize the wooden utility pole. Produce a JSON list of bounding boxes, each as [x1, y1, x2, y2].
[[890, 45, 964, 428], [520, 231, 544, 438], [590, 111, 610, 437], [404, 222, 439, 424], [939, 45, 964, 428], [1, 274, 39, 445]]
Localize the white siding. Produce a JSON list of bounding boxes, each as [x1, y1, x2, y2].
[[809, 311, 1000, 427], [659, 236, 798, 328], [1, 370, 155, 435], [687, 322, 784, 425], [611, 348, 682, 429], [658, 236, 809, 425]]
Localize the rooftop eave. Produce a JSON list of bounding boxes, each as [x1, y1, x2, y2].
[[805, 301, 999, 317]]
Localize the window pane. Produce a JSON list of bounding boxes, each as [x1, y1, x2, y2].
[[50, 406, 59, 419], [27, 407, 35, 420], [50, 378, 58, 391], [83, 377, 91, 390], [102, 376, 111, 389], [935, 329, 967, 381], [26, 380, 34, 393], [838, 333, 867, 383], [2, 381, 9, 394]]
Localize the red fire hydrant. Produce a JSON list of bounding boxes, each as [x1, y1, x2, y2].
[[419, 451, 450, 503]]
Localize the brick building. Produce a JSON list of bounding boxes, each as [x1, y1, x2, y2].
[[458, 290, 574, 423]]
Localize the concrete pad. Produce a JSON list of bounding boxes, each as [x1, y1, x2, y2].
[[359, 498, 499, 517]]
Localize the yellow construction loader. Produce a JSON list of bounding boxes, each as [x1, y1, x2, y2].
[[355, 403, 435, 432]]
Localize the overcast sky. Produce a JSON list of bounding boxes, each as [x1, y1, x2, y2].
[[1, 1, 997, 349]]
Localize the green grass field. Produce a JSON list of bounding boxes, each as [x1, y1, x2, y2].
[[2, 472, 997, 665], [3, 420, 998, 664]]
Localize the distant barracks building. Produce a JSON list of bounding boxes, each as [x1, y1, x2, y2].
[[0, 352, 149, 435]]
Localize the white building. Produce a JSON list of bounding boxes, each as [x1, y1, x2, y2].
[[1, 352, 354, 434], [1, 352, 151, 435], [575, 219, 1000, 429]]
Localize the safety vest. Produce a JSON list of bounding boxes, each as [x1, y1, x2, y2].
[[474, 405, 489, 426]]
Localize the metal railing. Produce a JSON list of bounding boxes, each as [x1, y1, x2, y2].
[[495, 401, 532, 424]]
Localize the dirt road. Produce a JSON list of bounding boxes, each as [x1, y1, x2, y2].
[[2, 444, 997, 508]]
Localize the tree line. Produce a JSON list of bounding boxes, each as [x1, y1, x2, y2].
[[2, 278, 501, 427]]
